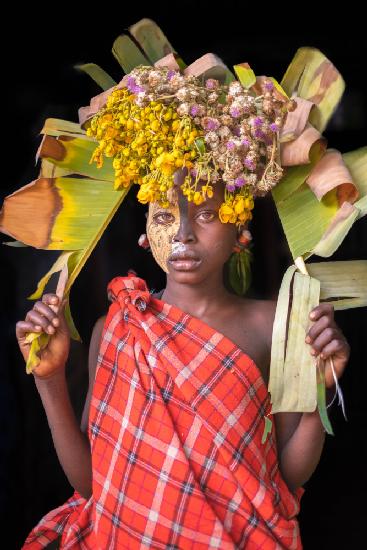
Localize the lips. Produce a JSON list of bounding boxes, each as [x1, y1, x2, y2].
[[168, 250, 200, 262], [168, 250, 202, 271]]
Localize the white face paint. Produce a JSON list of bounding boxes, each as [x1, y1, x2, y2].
[[146, 202, 180, 273], [171, 242, 188, 255]]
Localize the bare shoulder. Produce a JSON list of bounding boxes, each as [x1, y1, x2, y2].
[[240, 297, 277, 347]]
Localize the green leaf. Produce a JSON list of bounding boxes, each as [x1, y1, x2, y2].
[[75, 63, 116, 91], [280, 47, 345, 132], [316, 359, 334, 435], [64, 295, 82, 342], [129, 18, 180, 65], [28, 251, 76, 299], [307, 260, 367, 310], [112, 34, 151, 73], [270, 270, 320, 413], [39, 135, 114, 182], [194, 138, 206, 156], [26, 332, 49, 374], [233, 64, 256, 89]]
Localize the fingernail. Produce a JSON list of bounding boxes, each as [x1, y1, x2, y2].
[[310, 313, 315, 319], [35, 325, 42, 331], [47, 326, 54, 334], [52, 318, 59, 326], [305, 336, 311, 344], [310, 349, 316, 355]]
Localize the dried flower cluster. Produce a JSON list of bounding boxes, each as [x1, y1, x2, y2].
[[87, 66, 294, 225]]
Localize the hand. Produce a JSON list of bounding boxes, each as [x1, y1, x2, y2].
[[16, 294, 70, 379], [305, 303, 350, 388]]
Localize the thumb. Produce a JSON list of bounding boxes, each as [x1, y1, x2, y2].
[[55, 297, 70, 335]]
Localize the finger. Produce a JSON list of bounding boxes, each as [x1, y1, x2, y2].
[[310, 327, 339, 355], [42, 294, 59, 306], [309, 303, 334, 322], [306, 314, 334, 343], [320, 339, 347, 360], [33, 301, 60, 326], [16, 320, 42, 339], [26, 311, 55, 334]]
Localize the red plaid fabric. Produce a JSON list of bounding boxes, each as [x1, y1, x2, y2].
[[23, 275, 304, 549]]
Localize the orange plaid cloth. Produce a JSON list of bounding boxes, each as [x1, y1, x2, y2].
[[23, 275, 304, 549]]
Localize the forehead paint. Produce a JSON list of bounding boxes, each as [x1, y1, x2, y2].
[[146, 201, 180, 273]]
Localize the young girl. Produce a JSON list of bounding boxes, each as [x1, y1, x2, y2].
[[16, 175, 349, 549]]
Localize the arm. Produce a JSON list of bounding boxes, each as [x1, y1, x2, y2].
[[35, 315, 106, 499], [273, 303, 350, 492]]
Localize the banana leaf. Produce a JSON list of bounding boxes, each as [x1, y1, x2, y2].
[[40, 118, 94, 141], [0, 176, 130, 250], [280, 47, 345, 133], [75, 63, 117, 91], [273, 147, 367, 260], [271, 271, 320, 412], [307, 260, 367, 310], [129, 18, 179, 66], [112, 34, 151, 73], [270, 260, 367, 418], [38, 134, 114, 182]]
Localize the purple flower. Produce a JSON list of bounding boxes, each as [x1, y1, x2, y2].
[[254, 128, 265, 139], [226, 183, 236, 192], [167, 70, 176, 81], [202, 117, 219, 131], [190, 105, 199, 116], [270, 122, 279, 133], [229, 106, 241, 118], [227, 141, 236, 151], [244, 158, 256, 170], [241, 138, 250, 148], [235, 177, 246, 188], [254, 116, 263, 127], [127, 76, 144, 94], [264, 81, 274, 92], [206, 79, 218, 90]]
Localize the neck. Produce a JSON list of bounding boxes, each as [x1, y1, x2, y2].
[[162, 269, 231, 318]]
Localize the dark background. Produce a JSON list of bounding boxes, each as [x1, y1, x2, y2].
[[1, 4, 366, 548]]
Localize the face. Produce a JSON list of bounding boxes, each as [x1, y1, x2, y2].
[[146, 182, 237, 285]]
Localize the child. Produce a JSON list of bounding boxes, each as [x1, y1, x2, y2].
[[16, 174, 349, 548], [5, 23, 362, 548]]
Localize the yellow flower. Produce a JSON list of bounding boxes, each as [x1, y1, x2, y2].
[[156, 152, 176, 176], [219, 203, 236, 223], [244, 197, 254, 210], [234, 197, 245, 214], [193, 192, 204, 205], [114, 175, 131, 190]]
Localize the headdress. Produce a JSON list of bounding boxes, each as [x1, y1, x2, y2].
[[1, 19, 366, 434]]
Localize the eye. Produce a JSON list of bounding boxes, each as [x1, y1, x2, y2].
[[153, 211, 175, 225], [196, 210, 216, 222]]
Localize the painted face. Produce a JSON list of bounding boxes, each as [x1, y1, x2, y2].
[[146, 200, 180, 273], [146, 181, 238, 281]]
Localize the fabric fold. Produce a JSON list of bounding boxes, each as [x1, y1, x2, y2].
[[23, 275, 303, 549]]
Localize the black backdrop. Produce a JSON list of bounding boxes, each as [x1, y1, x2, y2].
[[1, 5, 366, 548]]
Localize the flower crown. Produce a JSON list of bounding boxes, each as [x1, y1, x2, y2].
[[87, 65, 296, 226]]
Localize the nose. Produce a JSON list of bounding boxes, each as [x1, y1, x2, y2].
[[173, 217, 196, 244]]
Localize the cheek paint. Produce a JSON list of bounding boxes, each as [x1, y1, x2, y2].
[[146, 202, 180, 273]]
